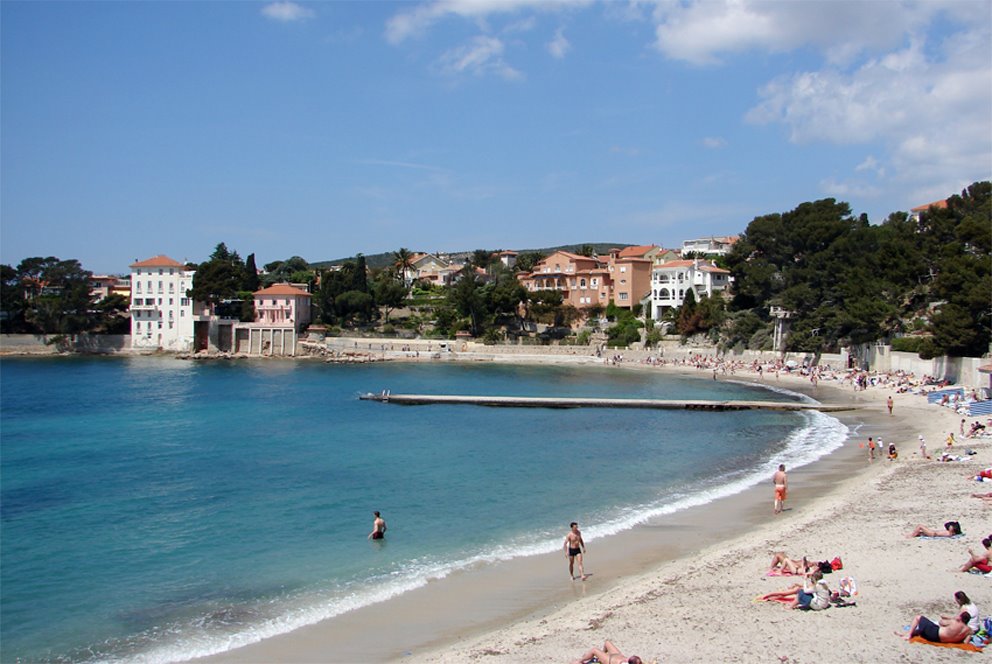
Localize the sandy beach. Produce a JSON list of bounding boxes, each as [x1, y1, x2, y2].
[[196, 356, 991, 664]]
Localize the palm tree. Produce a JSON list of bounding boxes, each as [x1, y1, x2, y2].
[[393, 248, 415, 284]]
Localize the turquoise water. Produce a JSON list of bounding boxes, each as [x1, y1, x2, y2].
[[0, 357, 846, 663]]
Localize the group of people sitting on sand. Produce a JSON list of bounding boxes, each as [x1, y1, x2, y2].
[[762, 553, 856, 610]]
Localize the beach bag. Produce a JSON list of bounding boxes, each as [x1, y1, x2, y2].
[[830, 557, 843, 571], [818, 561, 833, 574]]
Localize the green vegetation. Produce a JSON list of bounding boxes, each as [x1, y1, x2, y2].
[[724, 181, 990, 357]]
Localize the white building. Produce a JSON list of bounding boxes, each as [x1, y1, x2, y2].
[[129, 255, 199, 351], [681, 236, 737, 256], [650, 259, 732, 320]]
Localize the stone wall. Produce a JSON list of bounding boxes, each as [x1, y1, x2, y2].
[[0, 334, 130, 354]]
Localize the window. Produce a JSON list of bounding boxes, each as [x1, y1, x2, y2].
[[169, 311, 173, 319], [157, 281, 163, 292], [591, 278, 598, 286], [158, 321, 162, 329], [168, 321, 173, 329], [181, 311, 185, 317], [159, 269, 163, 275], [147, 280, 152, 291], [136, 283, 142, 294], [620, 279, 626, 285], [169, 298, 173, 305], [579, 278, 586, 288], [619, 293, 628, 301], [620, 266, 626, 273]]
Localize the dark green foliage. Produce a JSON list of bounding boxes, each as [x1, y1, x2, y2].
[[606, 307, 643, 347], [262, 256, 311, 287], [243, 254, 260, 292], [8, 257, 95, 334], [371, 273, 409, 323], [725, 182, 991, 356], [514, 252, 546, 273], [189, 243, 249, 306]]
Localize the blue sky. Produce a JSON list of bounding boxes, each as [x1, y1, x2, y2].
[[2, 0, 990, 274]]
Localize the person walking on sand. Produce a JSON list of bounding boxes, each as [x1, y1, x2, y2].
[[368, 511, 386, 540], [919, 435, 929, 459], [867, 437, 876, 462], [773, 464, 788, 514], [887, 396, 893, 415], [564, 522, 587, 580]]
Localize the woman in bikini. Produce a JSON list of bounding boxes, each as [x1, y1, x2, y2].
[[959, 537, 991, 573], [571, 640, 642, 664]]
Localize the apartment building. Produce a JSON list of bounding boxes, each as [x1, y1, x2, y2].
[[650, 259, 732, 320], [129, 255, 199, 351]]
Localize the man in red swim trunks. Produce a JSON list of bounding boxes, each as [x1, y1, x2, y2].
[[368, 511, 386, 540], [773, 464, 788, 514]]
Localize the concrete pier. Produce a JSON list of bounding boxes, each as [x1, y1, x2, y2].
[[360, 393, 855, 412]]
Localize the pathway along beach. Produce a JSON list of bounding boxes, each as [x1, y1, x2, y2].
[[201, 358, 990, 663]]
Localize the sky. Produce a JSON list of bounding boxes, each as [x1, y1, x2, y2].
[[2, 0, 990, 275]]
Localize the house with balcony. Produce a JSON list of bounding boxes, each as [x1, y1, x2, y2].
[[649, 259, 732, 320], [129, 255, 200, 351], [681, 236, 738, 257], [225, 283, 312, 356], [518, 251, 612, 310], [409, 253, 462, 286]]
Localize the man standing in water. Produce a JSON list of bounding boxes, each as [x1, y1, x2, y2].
[[368, 511, 386, 540], [564, 522, 587, 580], [773, 464, 788, 514]]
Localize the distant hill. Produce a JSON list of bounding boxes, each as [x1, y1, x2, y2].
[[310, 243, 633, 270]]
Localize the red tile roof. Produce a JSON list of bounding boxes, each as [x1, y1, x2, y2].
[[254, 283, 311, 297], [130, 255, 185, 268], [911, 199, 948, 212], [617, 245, 657, 258]]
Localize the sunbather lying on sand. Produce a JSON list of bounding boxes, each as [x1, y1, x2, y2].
[[571, 640, 642, 664], [898, 612, 973, 644], [959, 538, 991, 573], [758, 569, 831, 610], [767, 552, 814, 575], [907, 521, 962, 538]]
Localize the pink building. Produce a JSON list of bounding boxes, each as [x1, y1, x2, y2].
[[253, 283, 311, 332]]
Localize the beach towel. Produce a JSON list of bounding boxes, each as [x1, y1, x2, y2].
[[754, 594, 793, 605], [918, 535, 964, 540], [909, 636, 983, 652], [765, 569, 797, 577]]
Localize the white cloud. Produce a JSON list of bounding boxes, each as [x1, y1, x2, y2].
[[385, 0, 590, 44], [649, 0, 939, 66], [702, 137, 726, 149], [261, 1, 314, 23], [746, 31, 992, 191], [547, 27, 570, 59], [820, 178, 882, 198], [855, 156, 885, 177], [436, 36, 523, 80]]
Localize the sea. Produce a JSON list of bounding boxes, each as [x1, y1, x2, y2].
[[0, 356, 847, 663]]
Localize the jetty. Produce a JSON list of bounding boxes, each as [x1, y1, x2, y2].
[[360, 393, 855, 412]]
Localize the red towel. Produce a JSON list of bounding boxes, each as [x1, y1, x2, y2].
[[909, 636, 982, 652]]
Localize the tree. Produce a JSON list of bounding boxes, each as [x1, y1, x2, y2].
[[188, 243, 248, 306], [470, 249, 494, 271], [449, 269, 487, 336], [15, 257, 94, 334], [371, 273, 408, 323], [514, 252, 546, 273], [244, 253, 260, 292], [393, 247, 415, 283], [335, 290, 373, 325]]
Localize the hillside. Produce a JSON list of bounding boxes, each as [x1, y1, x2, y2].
[[310, 243, 633, 270]]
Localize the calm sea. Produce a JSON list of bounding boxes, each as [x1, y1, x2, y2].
[[0, 356, 846, 663]]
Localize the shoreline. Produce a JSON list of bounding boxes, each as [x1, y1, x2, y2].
[[189, 358, 992, 664]]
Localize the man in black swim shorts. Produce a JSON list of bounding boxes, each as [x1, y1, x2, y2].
[[901, 612, 972, 644], [564, 522, 587, 580]]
